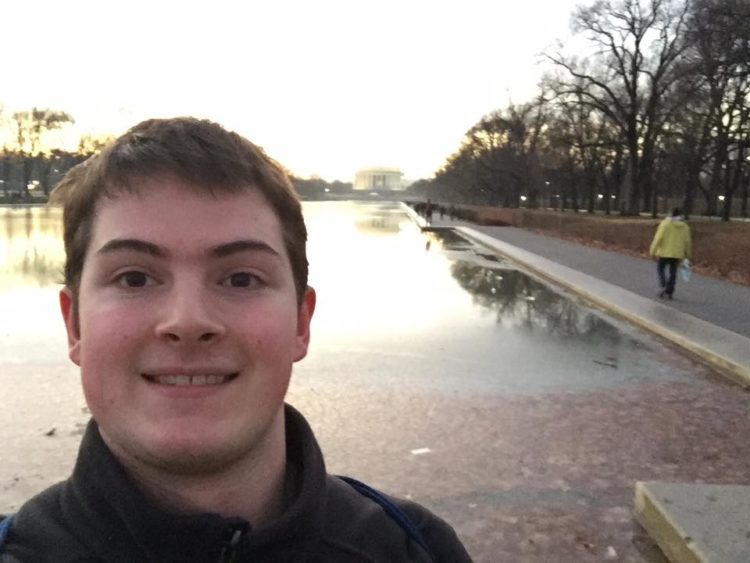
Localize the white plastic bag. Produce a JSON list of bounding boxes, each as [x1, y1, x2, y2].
[[681, 259, 692, 282]]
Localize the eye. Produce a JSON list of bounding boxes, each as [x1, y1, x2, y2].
[[223, 272, 263, 288], [115, 271, 153, 288]]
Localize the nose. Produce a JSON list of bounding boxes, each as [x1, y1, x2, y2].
[[154, 282, 225, 345]]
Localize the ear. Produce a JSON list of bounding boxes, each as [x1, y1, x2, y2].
[[60, 287, 81, 366], [293, 286, 316, 362]]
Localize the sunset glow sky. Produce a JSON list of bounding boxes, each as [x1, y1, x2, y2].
[[2, 0, 583, 181]]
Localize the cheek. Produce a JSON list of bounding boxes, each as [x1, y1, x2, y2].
[[80, 319, 137, 359], [77, 308, 142, 407], [245, 310, 300, 358], [249, 331, 289, 361], [80, 372, 112, 414], [79, 299, 144, 343]]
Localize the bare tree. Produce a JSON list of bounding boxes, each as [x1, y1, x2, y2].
[[547, 0, 691, 215], [10, 107, 74, 197], [0, 105, 11, 198], [441, 100, 546, 207], [424, 0, 748, 220], [688, 0, 749, 219], [543, 72, 626, 214], [78, 132, 115, 156]]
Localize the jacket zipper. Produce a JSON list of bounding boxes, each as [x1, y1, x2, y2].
[[218, 526, 245, 563]]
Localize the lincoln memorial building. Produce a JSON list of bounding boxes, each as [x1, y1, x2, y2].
[[353, 168, 404, 191]]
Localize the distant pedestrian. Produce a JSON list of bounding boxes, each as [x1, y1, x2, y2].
[[649, 207, 692, 299], [425, 199, 434, 224]]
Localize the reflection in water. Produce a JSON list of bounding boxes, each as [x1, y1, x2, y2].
[[354, 202, 404, 235], [426, 227, 622, 345], [1, 206, 65, 288], [451, 257, 622, 345], [16, 249, 64, 286], [426, 228, 474, 250]]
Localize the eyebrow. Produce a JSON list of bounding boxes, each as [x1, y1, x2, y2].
[[97, 238, 164, 257], [96, 238, 280, 259], [209, 240, 280, 259]]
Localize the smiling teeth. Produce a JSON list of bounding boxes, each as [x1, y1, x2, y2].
[[153, 375, 229, 386]]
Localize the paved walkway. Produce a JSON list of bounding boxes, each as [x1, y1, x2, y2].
[[472, 225, 750, 339], [413, 212, 750, 386]]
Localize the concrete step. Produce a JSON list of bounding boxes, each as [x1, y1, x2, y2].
[[635, 481, 750, 562]]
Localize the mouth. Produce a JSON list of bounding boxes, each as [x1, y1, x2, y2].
[[142, 373, 239, 386]]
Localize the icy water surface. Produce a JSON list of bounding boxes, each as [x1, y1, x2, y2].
[[2, 202, 748, 562], [296, 202, 688, 396]]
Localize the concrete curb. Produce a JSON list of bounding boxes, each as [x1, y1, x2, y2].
[[453, 226, 750, 388], [635, 482, 750, 563], [634, 482, 705, 563]]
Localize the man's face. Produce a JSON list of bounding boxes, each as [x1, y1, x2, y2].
[[60, 178, 315, 475]]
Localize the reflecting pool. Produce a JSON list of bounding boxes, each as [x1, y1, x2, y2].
[[0, 200, 696, 505]]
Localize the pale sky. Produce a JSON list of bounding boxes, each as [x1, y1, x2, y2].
[[2, 0, 583, 182]]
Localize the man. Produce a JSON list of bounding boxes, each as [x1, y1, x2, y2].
[[649, 207, 692, 300], [0, 118, 471, 562]]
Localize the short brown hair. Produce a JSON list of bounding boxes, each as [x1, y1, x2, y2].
[[51, 117, 308, 302]]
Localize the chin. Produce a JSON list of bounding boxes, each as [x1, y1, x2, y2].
[[147, 445, 248, 476], [139, 428, 252, 473], [102, 423, 251, 477], [101, 409, 285, 477]]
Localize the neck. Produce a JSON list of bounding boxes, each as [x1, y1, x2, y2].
[[106, 409, 288, 527]]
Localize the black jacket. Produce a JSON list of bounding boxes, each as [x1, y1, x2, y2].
[[1, 405, 472, 562]]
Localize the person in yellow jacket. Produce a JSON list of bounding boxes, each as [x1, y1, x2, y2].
[[649, 207, 692, 299]]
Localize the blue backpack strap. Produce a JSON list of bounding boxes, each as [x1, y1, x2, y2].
[[0, 514, 14, 547], [338, 476, 434, 561]]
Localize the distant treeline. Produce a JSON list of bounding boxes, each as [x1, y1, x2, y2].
[[0, 107, 113, 202], [289, 177, 354, 199], [0, 153, 355, 204], [1, 151, 90, 201], [0, 106, 356, 203], [0, 150, 355, 203], [410, 0, 749, 221]]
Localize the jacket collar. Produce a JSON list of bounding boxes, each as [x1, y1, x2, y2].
[[62, 404, 327, 562]]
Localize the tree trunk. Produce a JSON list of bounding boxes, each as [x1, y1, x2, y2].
[[640, 144, 656, 215], [683, 166, 698, 219], [625, 145, 640, 215], [722, 145, 745, 221], [601, 159, 612, 216], [22, 156, 32, 200], [620, 158, 636, 215], [721, 168, 732, 221], [586, 170, 596, 214], [39, 155, 53, 196], [1, 155, 10, 198]]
